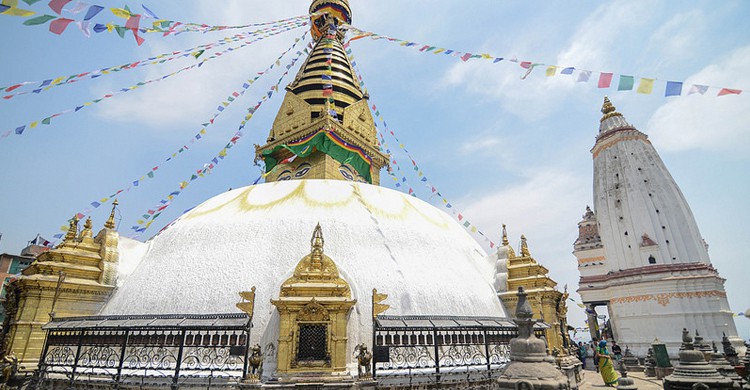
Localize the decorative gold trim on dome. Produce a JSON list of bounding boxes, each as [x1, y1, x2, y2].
[[183, 181, 452, 229]]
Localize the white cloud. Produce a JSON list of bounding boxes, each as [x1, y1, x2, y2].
[[93, 1, 310, 128], [441, 1, 653, 123], [459, 167, 591, 326], [647, 45, 750, 153]]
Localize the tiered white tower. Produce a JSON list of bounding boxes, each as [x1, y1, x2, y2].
[[574, 97, 743, 357]]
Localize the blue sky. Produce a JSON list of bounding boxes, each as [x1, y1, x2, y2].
[[0, 1, 748, 339]]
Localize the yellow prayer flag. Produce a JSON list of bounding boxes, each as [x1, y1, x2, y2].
[[4, 7, 35, 17], [110, 8, 131, 19], [546, 66, 557, 77], [2, 0, 19, 7], [219, 149, 227, 157], [100, 198, 109, 203], [105, 23, 114, 32], [60, 225, 68, 231], [481, 53, 492, 59], [30, 121, 38, 128], [433, 48, 445, 54], [471, 226, 478, 233], [200, 129, 207, 135], [637, 78, 655, 94], [52, 77, 65, 85]]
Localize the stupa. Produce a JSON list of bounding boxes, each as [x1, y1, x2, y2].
[[574, 97, 743, 356], [1, 1, 519, 387]]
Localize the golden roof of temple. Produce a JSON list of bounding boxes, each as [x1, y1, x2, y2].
[[600, 96, 623, 122]]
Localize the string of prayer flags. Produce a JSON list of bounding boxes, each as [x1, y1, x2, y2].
[[1, 18, 308, 99], [344, 24, 744, 98], [63, 34, 309, 228], [2, 0, 310, 39], [129, 36, 307, 235], [1, 22, 306, 140], [346, 45, 497, 250]]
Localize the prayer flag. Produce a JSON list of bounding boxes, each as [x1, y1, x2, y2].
[[48, 0, 71, 14], [617, 75, 634, 91], [141, 4, 158, 19], [576, 70, 591, 82], [520, 61, 532, 69], [4, 6, 35, 16], [561, 67, 575, 75], [637, 78, 654, 94], [688, 84, 708, 95], [0, 4, 9, 13], [15, 126, 25, 135], [76, 20, 90, 37], [545, 66, 557, 77], [598, 72, 613, 88], [463, 221, 470, 227], [22, 14, 55, 25], [718, 88, 742, 96], [110, 7, 130, 19], [49, 17, 74, 34], [461, 53, 472, 62], [68, 1, 87, 14], [665, 81, 682, 97]]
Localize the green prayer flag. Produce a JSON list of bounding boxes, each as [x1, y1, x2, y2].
[[147, 171, 154, 178], [22, 0, 43, 4], [23, 14, 55, 25], [618, 75, 635, 91], [114, 26, 127, 38], [42, 117, 51, 125]]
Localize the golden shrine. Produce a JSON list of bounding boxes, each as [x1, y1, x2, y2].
[[271, 223, 356, 379], [497, 226, 570, 355], [0, 203, 120, 369]]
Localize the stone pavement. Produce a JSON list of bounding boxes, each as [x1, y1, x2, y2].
[[579, 369, 664, 390]]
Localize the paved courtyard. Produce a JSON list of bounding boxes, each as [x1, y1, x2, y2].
[[579, 369, 664, 390]]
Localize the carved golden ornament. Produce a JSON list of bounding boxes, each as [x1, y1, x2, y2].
[[298, 298, 330, 322], [600, 96, 623, 122], [372, 288, 390, 319], [64, 215, 79, 242], [104, 199, 118, 229], [610, 290, 728, 307], [520, 235, 532, 258], [236, 286, 256, 317]]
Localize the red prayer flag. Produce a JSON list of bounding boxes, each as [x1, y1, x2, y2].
[[461, 53, 472, 62], [5, 84, 22, 92], [520, 61, 532, 69], [598, 72, 613, 88], [718, 88, 742, 96], [49, 18, 74, 35], [48, 0, 72, 14]]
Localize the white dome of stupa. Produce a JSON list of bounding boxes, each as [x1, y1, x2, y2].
[[102, 179, 507, 367]]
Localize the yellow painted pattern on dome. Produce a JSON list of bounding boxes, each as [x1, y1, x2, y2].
[[183, 181, 450, 229]]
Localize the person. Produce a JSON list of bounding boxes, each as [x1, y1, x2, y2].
[[611, 341, 623, 367], [591, 340, 599, 373], [577, 341, 587, 369], [595, 340, 619, 386]]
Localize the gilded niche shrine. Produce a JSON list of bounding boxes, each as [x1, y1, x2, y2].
[[271, 224, 356, 379]]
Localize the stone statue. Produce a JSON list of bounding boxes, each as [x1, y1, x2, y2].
[[0, 352, 18, 387], [353, 343, 372, 378], [248, 344, 263, 380]]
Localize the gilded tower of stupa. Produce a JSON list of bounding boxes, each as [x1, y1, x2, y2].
[[256, 0, 388, 185]]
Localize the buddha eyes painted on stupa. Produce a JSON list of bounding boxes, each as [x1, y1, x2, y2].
[[278, 170, 292, 181], [295, 163, 312, 178], [339, 165, 354, 181]]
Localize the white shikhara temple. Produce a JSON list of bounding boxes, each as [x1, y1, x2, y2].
[[574, 97, 743, 356]]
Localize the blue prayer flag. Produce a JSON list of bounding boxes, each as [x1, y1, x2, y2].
[[84, 5, 104, 21], [665, 81, 683, 97], [561, 67, 575, 75], [15, 126, 25, 135]]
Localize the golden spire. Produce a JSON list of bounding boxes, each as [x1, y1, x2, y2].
[[104, 199, 118, 229], [520, 234, 532, 257], [80, 217, 93, 239], [64, 216, 79, 242], [600, 96, 623, 122], [502, 224, 510, 246], [310, 223, 325, 268]]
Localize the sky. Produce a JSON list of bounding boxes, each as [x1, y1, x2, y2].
[[0, 0, 748, 341]]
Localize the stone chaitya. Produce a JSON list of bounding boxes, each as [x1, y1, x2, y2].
[[663, 328, 734, 390], [496, 287, 570, 390]]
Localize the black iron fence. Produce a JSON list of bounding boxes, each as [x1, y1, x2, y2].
[[372, 315, 548, 385], [39, 313, 251, 387]]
